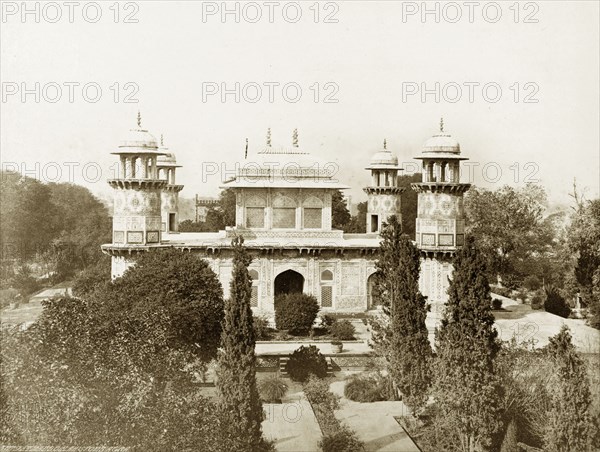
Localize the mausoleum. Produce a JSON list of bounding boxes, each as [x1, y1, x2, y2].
[[102, 117, 471, 316]]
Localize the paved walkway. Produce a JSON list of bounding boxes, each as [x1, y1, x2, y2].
[[261, 390, 321, 452], [1, 287, 73, 328], [329, 380, 420, 452]]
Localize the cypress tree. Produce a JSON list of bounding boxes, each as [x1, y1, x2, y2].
[[434, 235, 503, 452], [544, 325, 594, 451], [216, 236, 265, 451], [377, 215, 432, 413]]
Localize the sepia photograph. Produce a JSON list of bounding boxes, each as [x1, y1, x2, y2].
[[1, 1, 599, 451]]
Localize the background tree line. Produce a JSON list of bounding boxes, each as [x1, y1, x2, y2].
[[0, 171, 111, 302]]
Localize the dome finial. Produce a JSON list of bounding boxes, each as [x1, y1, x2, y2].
[[160, 134, 164, 146], [137, 111, 142, 128], [440, 117, 444, 133], [266, 128, 272, 147], [383, 139, 387, 150], [292, 128, 299, 147]]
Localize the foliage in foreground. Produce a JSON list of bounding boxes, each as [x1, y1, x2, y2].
[[319, 424, 365, 452], [0, 302, 235, 451], [434, 236, 503, 451], [544, 326, 596, 451], [92, 248, 225, 362], [375, 215, 432, 413], [216, 237, 266, 451], [0, 248, 265, 451]]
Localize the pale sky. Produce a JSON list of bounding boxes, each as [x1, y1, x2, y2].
[[1, 1, 599, 207]]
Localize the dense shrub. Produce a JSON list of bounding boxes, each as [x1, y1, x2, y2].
[[344, 373, 387, 402], [523, 275, 542, 291], [285, 345, 328, 382], [544, 286, 571, 318], [258, 376, 288, 403], [303, 375, 339, 410], [531, 290, 544, 310], [319, 424, 365, 452], [330, 320, 356, 340], [274, 293, 320, 335], [515, 289, 528, 303], [320, 314, 336, 330], [11, 265, 41, 298], [492, 298, 503, 310], [253, 315, 271, 340]]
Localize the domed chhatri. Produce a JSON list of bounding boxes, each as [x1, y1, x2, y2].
[[113, 112, 162, 155], [157, 135, 181, 167], [411, 118, 472, 310], [421, 117, 461, 155], [156, 135, 184, 234], [364, 139, 404, 234], [106, 113, 170, 257], [367, 139, 400, 169]]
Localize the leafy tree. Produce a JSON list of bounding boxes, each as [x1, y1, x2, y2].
[[331, 190, 351, 230], [1, 297, 235, 451], [179, 219, 208, 232], [47, 182, 111, 272], [398, 172, 422, 239], [344, 201, 367, 233], [91, 248, 224, 362], [215, 237, 266, 451], [0, 172, 60, 260], [568, 198, 600, 328], [544, 326, 595, 451], [465, 184, 548, 284], [377, 215, 431, 413], [434, 236, 503, 452]]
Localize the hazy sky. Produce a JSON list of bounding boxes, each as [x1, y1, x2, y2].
[[1, 1, 599, 207]]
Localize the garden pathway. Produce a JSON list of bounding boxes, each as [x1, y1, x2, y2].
[[329, 380, 420, 452], [261, 389, 321, 452]]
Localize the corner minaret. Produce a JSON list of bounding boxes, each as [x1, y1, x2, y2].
[[412, 119, 471, 308], [364, 139, 404, 234], [107, 113, 167, 247], [157, 135, 184, 233]]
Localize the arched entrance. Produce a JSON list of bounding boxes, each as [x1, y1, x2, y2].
[[274, 270, 304, 297], [367, 272, 381, 309]]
